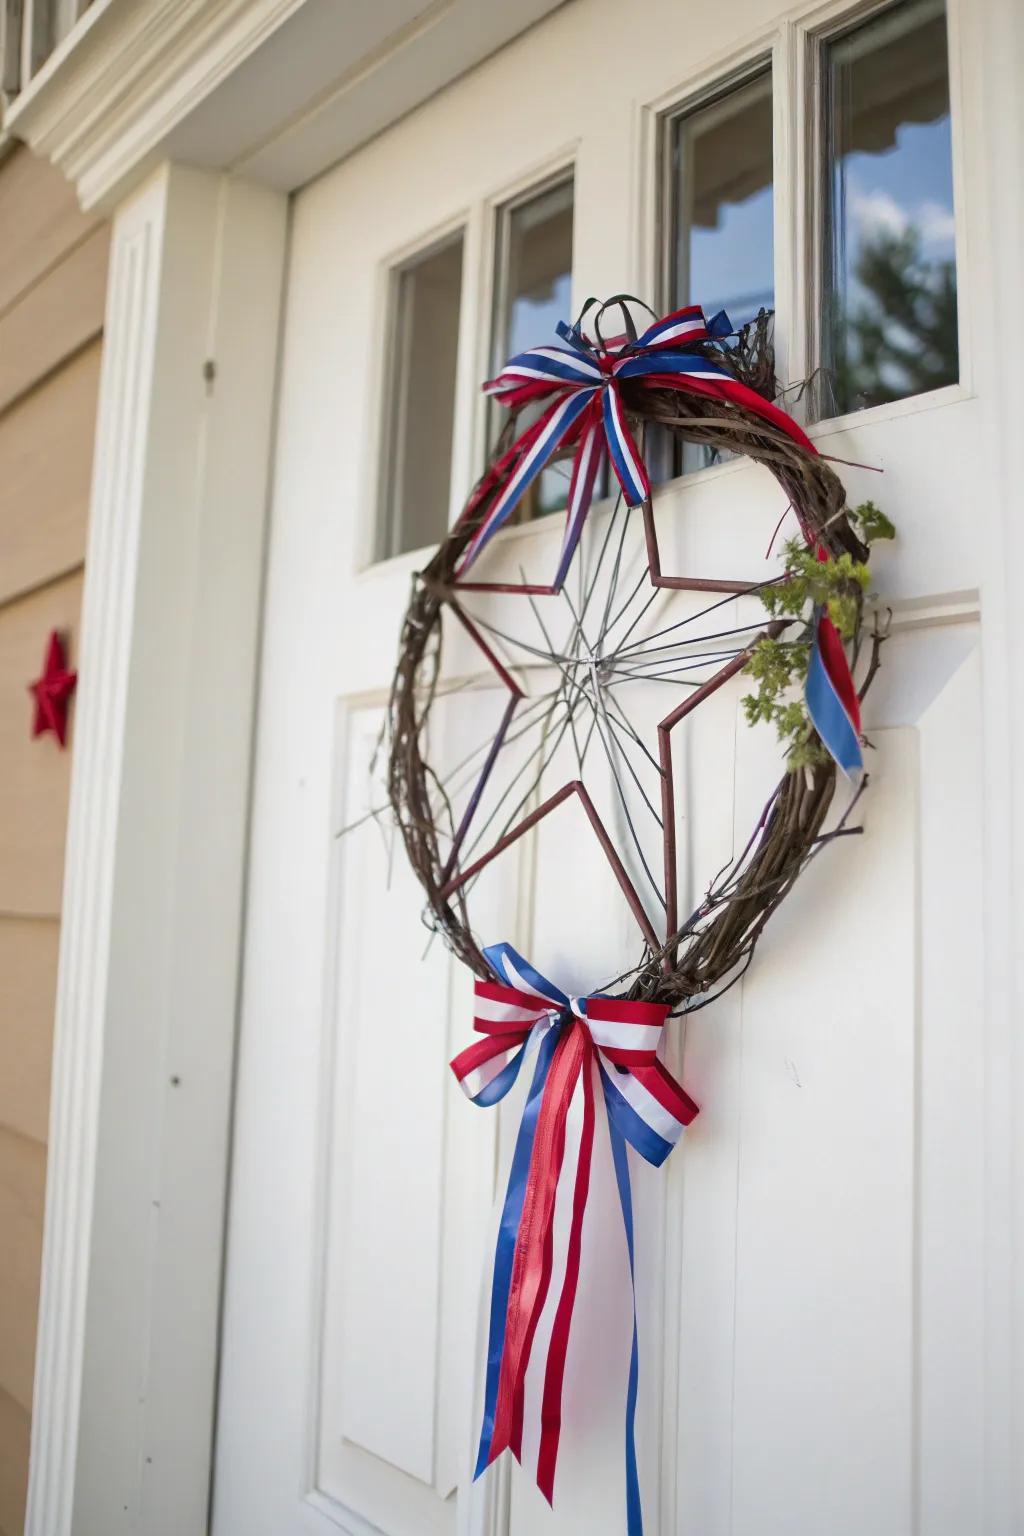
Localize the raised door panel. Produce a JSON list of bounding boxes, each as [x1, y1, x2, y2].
[[728, 725, 917, 1535], [670, 626, 984, 1536], [315, 695, 519, 1535]]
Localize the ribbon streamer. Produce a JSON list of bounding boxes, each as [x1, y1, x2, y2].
[[451, 943, 699, 1533], [804, 605, 863, 777]]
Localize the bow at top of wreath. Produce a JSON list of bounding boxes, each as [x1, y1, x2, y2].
[[456, 295, 815, 589]]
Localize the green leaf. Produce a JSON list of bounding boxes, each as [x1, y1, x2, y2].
[[850, 499, 896, 545]]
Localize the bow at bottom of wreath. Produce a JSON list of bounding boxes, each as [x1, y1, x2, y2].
[[451, 943, 699, 1534]]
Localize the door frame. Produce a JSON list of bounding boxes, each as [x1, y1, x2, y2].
[[13, 0, 1024, 1532]]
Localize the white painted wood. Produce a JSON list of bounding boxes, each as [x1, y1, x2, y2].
[[971, 3, 1024, 1529], [25, 162, 287, 1536], [731, 731, 918, 1535], [209, 188, 518, 1526], [214, 5, 1005, 1536], [320, 698, 516, 1528]]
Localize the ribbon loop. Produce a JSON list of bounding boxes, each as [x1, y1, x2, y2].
[[456, 298, 815, 586], [451, 944, 698, 1533]]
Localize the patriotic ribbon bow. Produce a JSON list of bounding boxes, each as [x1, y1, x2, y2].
[[451, 942, 699, 1534], [457, 297, 815, 589]]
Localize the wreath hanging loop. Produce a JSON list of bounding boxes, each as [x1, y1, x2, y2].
[[590, 291, 648, 347]]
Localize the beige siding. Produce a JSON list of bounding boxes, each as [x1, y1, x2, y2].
[[0, 144, 107, 1536], [0, 223, 108, 416], [0, 1389, 30, 1536], [0, 919, 57, 1145], [0, 146, 100, 317], [0, 572, 82, 916], [0, 1129, 45, 1414], [0, 341, 101, 605]]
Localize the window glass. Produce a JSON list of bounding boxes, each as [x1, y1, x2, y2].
[[667, 69, 773, 473], [489, 176, 574, 520], [377, 233, 464, 560], [821, 0, 957, 416]]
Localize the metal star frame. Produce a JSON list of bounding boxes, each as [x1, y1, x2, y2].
[[428, 486, 792, 973]]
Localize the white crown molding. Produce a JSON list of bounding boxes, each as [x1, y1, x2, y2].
[[4, 0, 308, 207], [4, 0, 569, 212]]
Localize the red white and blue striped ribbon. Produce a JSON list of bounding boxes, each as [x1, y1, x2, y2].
[[804, 605, 863, 777], [451, 943, 698, 1533], [455, 302, 815, 581]]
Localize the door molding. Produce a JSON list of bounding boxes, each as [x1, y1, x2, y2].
[[25, 162, 288, 1536], [974, 1, 1024, 1527]]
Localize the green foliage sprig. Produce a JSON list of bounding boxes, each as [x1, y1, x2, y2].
[[742, 501, 894, 770]]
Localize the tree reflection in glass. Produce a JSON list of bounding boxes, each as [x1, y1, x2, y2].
[[667, 68, 774, 475], [822, 0, 957, 417]]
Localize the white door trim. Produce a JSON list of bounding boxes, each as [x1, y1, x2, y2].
[[25, 161, 288, 1536], [974, 1, 1024, 1527]]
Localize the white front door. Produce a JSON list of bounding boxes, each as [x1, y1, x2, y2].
[[212, 2, 990, 1533]]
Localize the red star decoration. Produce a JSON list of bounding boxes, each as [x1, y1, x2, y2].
[[28, 629, 77, 748]]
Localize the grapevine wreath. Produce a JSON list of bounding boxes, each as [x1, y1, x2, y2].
[[379, 295, 892, 1532], [386, 297, 891, 1006]]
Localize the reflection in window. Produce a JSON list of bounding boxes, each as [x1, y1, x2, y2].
[[667, 68, 773, 473], [821, 0, 957, 416], [490, 176, 574, 520], [377, 233, 464, 560]]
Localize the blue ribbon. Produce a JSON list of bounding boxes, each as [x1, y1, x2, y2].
[[474, 942, 567, 1474], [804, 607, 863, 777], [602, 1063, 645, 1536]]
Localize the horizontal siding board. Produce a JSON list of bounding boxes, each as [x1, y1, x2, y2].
[[0, 571, 83, 915], [0, 341, 100, 605], [0, 1126, 45, 1413], [0, 224, 109, 416], [0, 149, 101, 1536], [0, 1383, 30, 1536], [0, 917, 58, 1144], [0, 145, 99, 319]]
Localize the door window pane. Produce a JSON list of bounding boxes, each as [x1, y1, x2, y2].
[[377, 233, 464, 560], [489, 176, 574, 520], [821, 0, 957, 417], [666, 68, 773, 474]]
